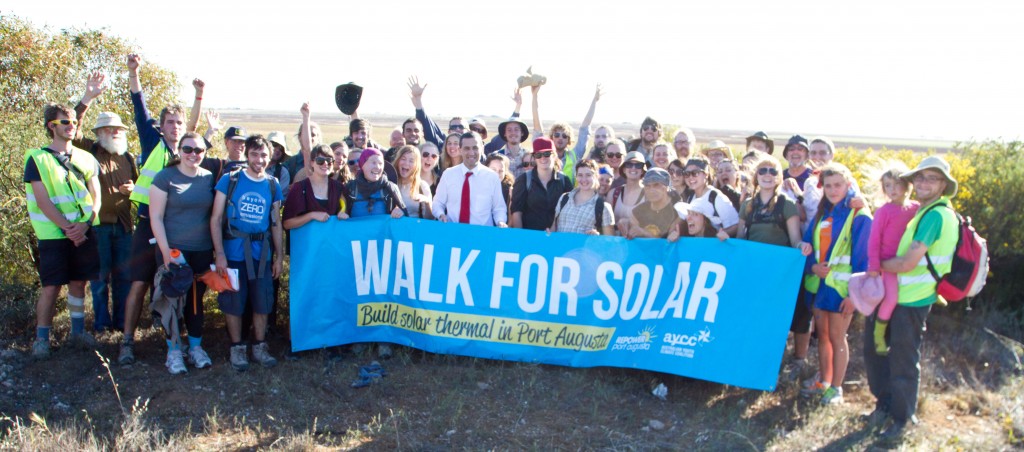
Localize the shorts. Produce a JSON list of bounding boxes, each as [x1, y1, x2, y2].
[[813, 290, 844, 313], [218, 260, 274, 317], [790, 289, 814, 334], [37, 230, 100, 286], [129, 218, 158, 282]]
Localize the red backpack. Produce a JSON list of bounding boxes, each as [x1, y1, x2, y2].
[[916, 203, 989, 302]]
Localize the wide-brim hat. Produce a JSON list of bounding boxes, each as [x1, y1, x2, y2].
[[335, 83, 363, 115], [745, 131, 774, 154], [499, 119, 530, 143], [782, 134, 809, 158], [900, 155, 958, 198], [267, 131, 294, 156], [704, 139, 732, 158], [619, 151, 648, 178], [848, 272, 885, 316], [674, 198, 721, 228], [92, 112, 128, 132]]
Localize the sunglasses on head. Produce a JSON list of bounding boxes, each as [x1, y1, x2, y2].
[[757, 167, 779, 176], [49, 119, 78, 127], [180, 145, 206, 154], [422, 152, 439, 159], [315, 156, 334, 165], [623, 161, 645, 170], [606, 152, 623, 159], [534, 151, 553, 159]]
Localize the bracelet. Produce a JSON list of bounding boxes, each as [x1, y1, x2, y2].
[[195, 97, 203, 100]]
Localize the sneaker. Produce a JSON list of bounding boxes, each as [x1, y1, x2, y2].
[[32, 338, 51, 359], [251, 342, 277, 368], [188, 346, 212, 369], [782, 358, 807, 382], [165, 349, 187, 375], [230, 344, 249, 371], [118, 341, 135, 365], [67, 333, 98, 349], [820, 386, 844, 405], [800, 380, 829, 398], [863, 408, 889, 428], [801, 372, 822, 390], [377, 343, 393, 360], [878, 420, 910, 442]]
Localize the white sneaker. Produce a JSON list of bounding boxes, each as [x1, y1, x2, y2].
[[251, 342, 277, 368], [165, 349, 187, 375], [230, 344, 249, 371], [188, 346, 212, 369]]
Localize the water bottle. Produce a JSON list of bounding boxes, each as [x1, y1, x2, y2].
[[169, 248, 187, 265]]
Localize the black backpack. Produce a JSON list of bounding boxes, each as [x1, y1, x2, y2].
[[743, 193, 788, 239]]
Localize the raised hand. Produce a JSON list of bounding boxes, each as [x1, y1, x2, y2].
[[84, 71, 107, 103], [593, 84, 604, 102], [300, 102, 310, 118], [205, 110, 223, 131], [407, 76, 427, 99], [192, 78, 205, 95], [126, 53, 142, 72], [511, 88, 522, 106]]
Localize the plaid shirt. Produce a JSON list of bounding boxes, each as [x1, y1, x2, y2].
[[554, 189, 615, 234]]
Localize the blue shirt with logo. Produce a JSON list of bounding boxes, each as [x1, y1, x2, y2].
[[215, 171, 283, 262]]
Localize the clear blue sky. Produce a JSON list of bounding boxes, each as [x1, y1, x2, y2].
[[7, 0, 1022, 141]]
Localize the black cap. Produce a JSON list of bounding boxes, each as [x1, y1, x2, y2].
[[783, 135, 809, 158], [335, 83, 363, 115], [745, 131, 775, 154], [224, 126, 247, 141]]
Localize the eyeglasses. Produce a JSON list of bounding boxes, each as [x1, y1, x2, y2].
[[315, 156, 334, 166], [757, 167, 779, 176], [180, 145, 206, 154], [642, 125, 658, 132], [674, 140, 690, 145], [913, 174, 945, 184], [668, 168, 686, 177], [534, 151, 553, 159], [49, 119, 78, 127], [422, 152, 439, 159], [606, 152, 623, 159], [520, 160, 535, 168], [551, 132, 570, 139], [595, 134, 609, 139], [623, 162, 645, 170], [682, 170, 705, 178]]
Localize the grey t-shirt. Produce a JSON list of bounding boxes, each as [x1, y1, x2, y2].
[[152, 165, 215, 251]]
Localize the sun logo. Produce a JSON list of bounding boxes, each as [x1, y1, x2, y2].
[[637, 325, 657, 342]]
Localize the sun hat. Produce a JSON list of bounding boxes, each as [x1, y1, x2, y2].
[[745, 131, 774, 154], [782, 135, 809, 158], [643, 167, 671, 187], [266, 131, 294, 156], [900, 155, 958, 198], [499, 119, 530, 142], [91, 112, 128, 131], [848, 272, 885, 316], [335, 82, 363, 115], [704, 140, 732, 157], [674, 197, 722, 228], [158, 263, 194, 299], [618, 151, 648, 178], [469, 119, 488, 139]]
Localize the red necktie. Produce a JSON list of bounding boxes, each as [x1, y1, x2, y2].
[[459, 171, 473, 224]]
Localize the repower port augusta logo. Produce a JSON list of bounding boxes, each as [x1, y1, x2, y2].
[[660, 327, 714, 358], [611, 326, 656, 352]]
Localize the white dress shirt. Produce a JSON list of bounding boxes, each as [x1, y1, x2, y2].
[[432, 163, 508, 226]]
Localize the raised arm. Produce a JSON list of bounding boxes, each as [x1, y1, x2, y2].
[[409, 76, 444, 148], [580, 84, 602, 130], [531, 85, 543, 137], [187, 78, 204, 133], [203, 110, 223, 143], [574, 84, 603, 158], [299, 102, 312, 173], [127, 53, 142, 94], [75, 72, 107, 142]]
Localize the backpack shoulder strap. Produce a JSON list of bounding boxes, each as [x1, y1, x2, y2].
[[526, 170, 533, 191], [774, 194, 788, 230], [595, 195, 605, 231]]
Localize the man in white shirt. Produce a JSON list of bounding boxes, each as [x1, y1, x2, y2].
[[432, 132, 508, 227]]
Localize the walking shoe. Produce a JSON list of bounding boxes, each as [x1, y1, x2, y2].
[[782, 358, 807, 382], [800, 380, 829, 398], [188, 346, 212, 369], [67, 333, 98, 349], [230, 344, 249, 371], [118, 341, 135, 365], [251, 342, 277, 368], [820, 386, 844, 405], [165, 349, 187, 375], [32, 338, 51, 359], [377, 343, 393, 360], [878, 419, 911, 442], [801, 372, 822, 390], [863, 408, 889, 428]]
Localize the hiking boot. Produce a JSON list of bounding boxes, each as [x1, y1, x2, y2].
[[67, 333, 98, 349], [782, 358, 807, 382], [800, 380, 829, 398], [32, 338, 51, 359], [820, 386, 844, 405], [251, 342, 277, 368], [377, 343, 393, 360], [165, 349, 187, 375], [878, 420, 910, 442], [118, 341, 135, 365], [230, 344, 249, 371], [863, 408, 889, 428], [188, 346, 212, 369]]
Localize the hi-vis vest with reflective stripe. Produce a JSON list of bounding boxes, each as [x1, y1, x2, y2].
[[896, 197, 957, 305], [561, 148, 578, 185], [24, 147, 98, 240], [804, 207, 871, 297], [129, 140, 170, 206]]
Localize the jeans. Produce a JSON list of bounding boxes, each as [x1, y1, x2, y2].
[[89, 223, 132, 331]]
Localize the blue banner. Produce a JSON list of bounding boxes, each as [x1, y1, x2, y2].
[[290, 217, 803, 391]]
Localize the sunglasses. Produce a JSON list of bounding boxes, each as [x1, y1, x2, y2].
[[682, 170, 705, 178], [534, 151, 553, 159], [422, 152, 439, 159], [606, 152, 623, 159], [668, 168, 686, 177], [180, 145, 206, 154], [315, 156, 334, 166], [347, 159, 359, 166], [49, 119, 79, 127], [449, 125, 465, 131], [520, 160, 535, 168], [623, 162, 645, 170], [551, 132, 570, 139], [757, 167, 779, 176], [642, 125, 658, 132]]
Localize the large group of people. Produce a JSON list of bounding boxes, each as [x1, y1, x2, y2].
[[24, 55, 964, 442]]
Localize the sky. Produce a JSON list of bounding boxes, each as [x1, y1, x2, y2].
[[5, 0, 1022, 141]]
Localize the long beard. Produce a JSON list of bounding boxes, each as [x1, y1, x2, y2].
[[99, 134, 128, 155]]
